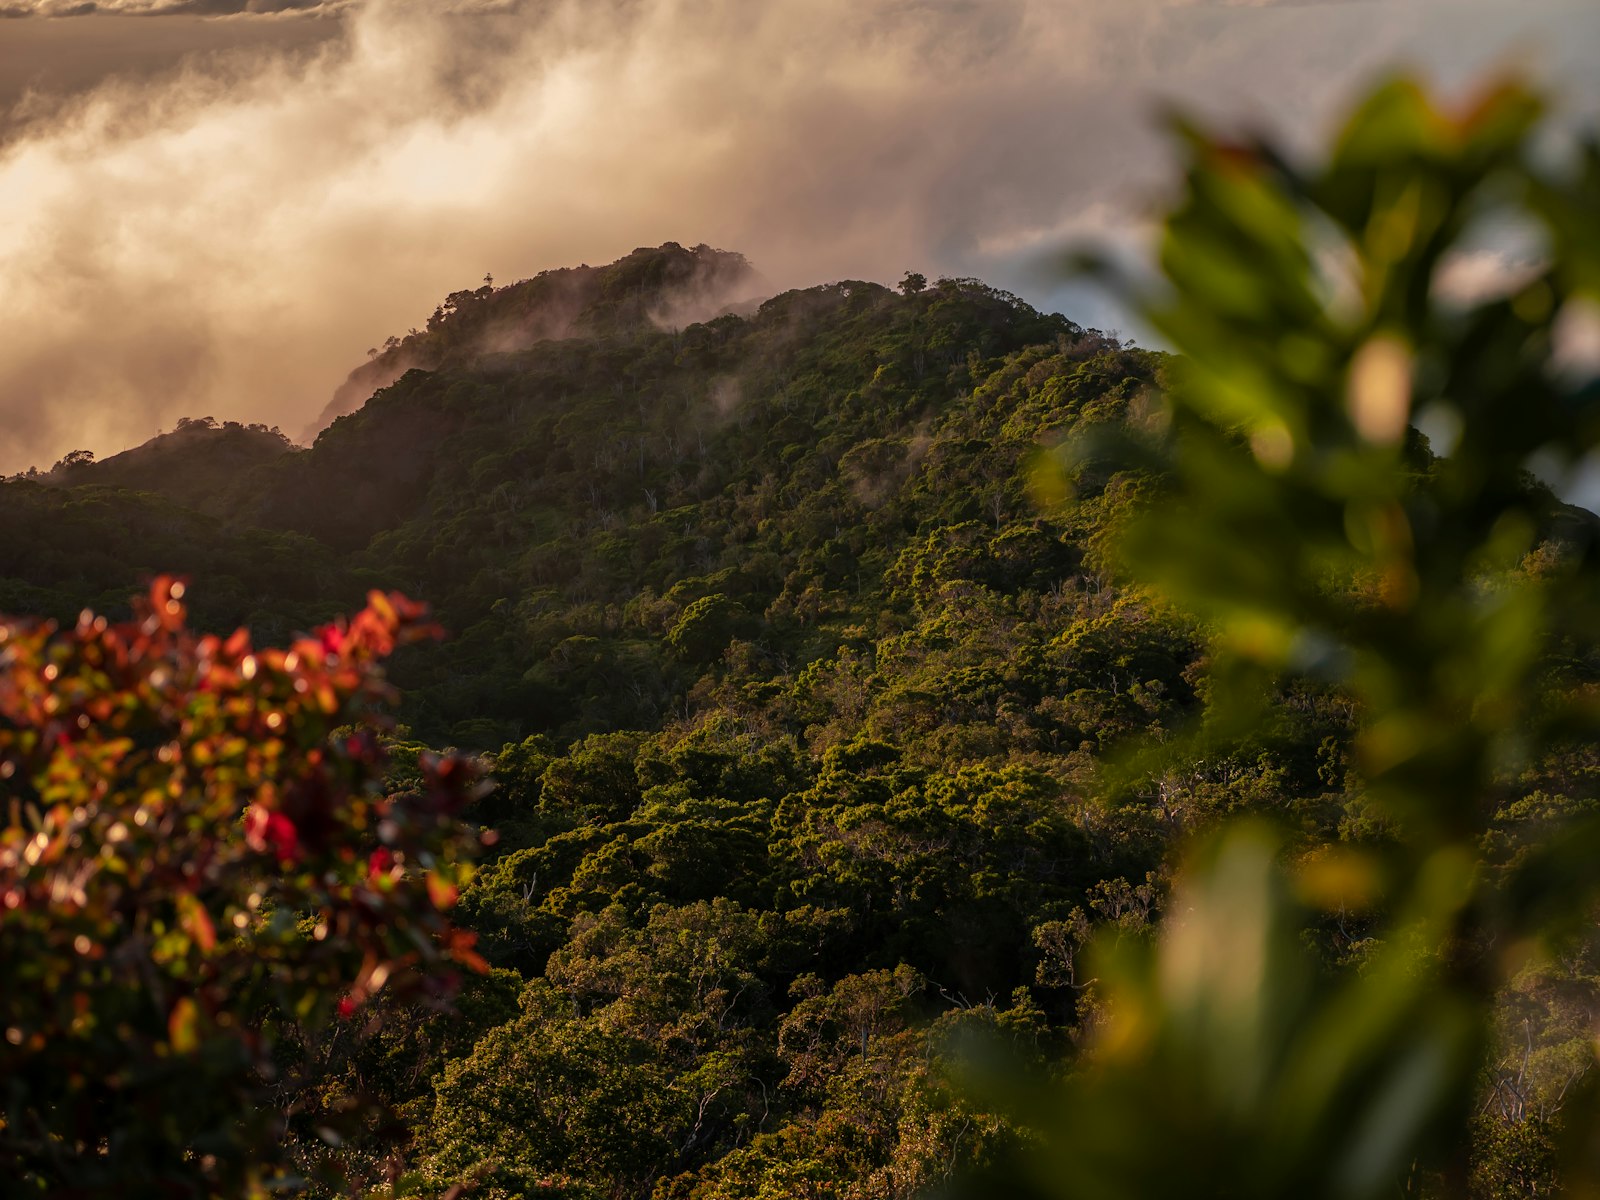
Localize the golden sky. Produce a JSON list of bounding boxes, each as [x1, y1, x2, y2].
[[0, 0, 1595, 473]]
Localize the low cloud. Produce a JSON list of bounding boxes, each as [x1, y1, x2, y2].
[[0, 0, 517, 14], [0, 0, 1593, 473], [0, 1, 338, 15]]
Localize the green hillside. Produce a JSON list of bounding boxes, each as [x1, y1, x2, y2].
[[4, 247, 1155, 753]]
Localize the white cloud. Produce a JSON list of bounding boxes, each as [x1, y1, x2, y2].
[[0, 0, 1594, 472]]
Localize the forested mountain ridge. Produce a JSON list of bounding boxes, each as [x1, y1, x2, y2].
[[310, 241, 761, 432], [2, 245, 1158, 751], [2, 240, 1593, 1197]]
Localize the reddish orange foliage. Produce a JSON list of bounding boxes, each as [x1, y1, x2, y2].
[[0, 578, 490, 1197]]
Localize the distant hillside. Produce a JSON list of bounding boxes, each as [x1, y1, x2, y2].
[[307, 241, 759, 436], [0, 244, 1153, 744], [40, 419, 295, 516]]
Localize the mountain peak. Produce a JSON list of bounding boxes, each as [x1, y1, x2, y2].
[[307, 243, 761, 436]]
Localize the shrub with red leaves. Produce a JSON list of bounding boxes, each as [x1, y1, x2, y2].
[[0, 579, 491, 1197]]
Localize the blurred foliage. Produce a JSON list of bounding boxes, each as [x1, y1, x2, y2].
[[0, 580, 489, 1197], [976, 75, 1600, 1198]]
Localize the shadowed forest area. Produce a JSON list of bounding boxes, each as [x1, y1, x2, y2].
[[4, 76, 1600, 1199]]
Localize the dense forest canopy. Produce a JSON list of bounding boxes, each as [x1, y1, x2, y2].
[[5, 77, 1600, 1199]]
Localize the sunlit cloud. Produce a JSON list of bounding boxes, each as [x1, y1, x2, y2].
[[0, 0, 1593, 473]]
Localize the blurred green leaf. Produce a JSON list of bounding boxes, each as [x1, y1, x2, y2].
[[979, 72, 1600, 1199]]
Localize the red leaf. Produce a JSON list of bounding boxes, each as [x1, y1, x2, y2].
[[179, 894, 217, 954], [426, 871, 459, 910]]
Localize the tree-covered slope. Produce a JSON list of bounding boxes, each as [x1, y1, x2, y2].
[[2, 247, 1159, 753]]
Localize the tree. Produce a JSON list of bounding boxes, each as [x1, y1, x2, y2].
[[971, 75, 1600, 1198], [421, 979, 685, 1199], [667, 594, 749, 663], [50, 449, 94, 472], [0, 579, 490, 1197]]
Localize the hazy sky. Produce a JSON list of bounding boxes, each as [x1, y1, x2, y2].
[[0, 0, 1596, 473]]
